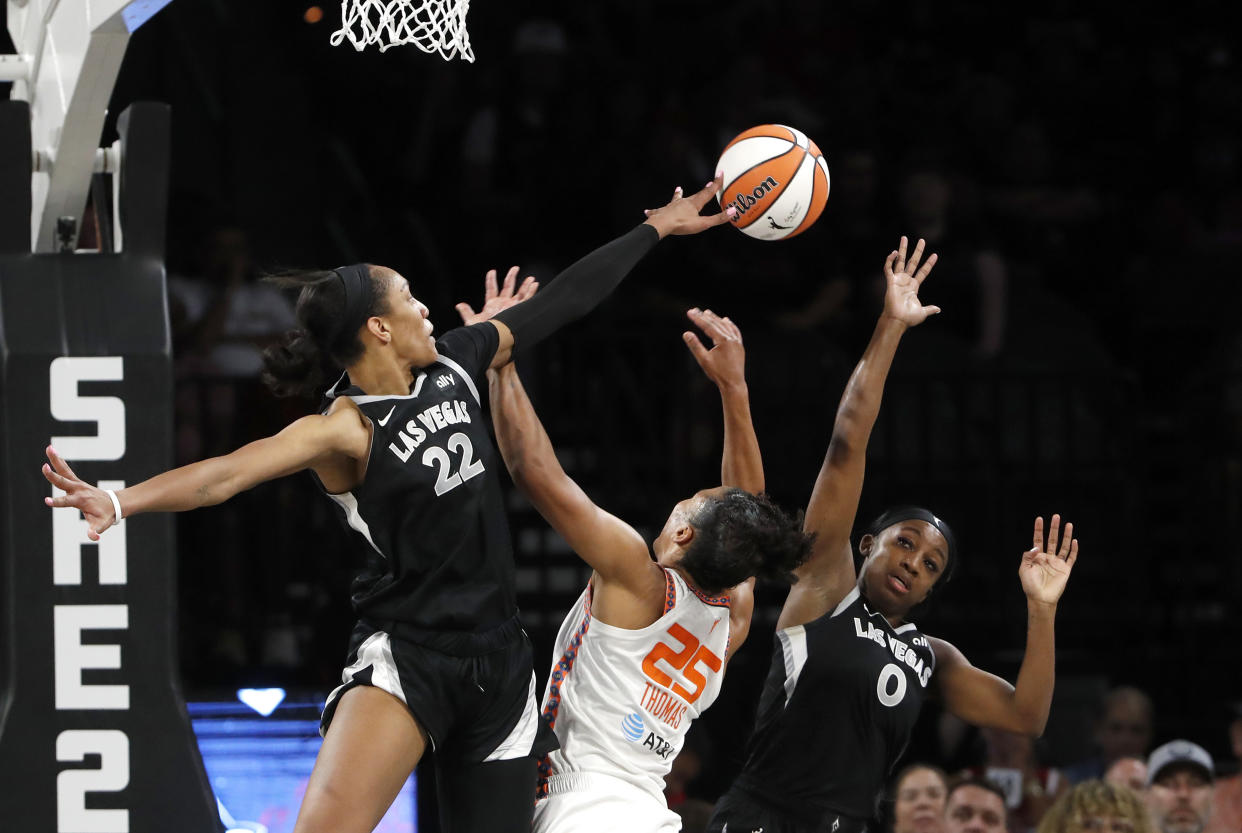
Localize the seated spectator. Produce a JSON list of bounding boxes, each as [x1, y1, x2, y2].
[[1066, 687, 1156, 784], [1106, 757, 1151, 794], [1147, 741, 1215, 833], [945, 777, 1009, 833], [962, 727, 1068, 833], [1036, 780, 1154, 833], [890, 764, 950, 833], [1207, 707, 1242, 833]]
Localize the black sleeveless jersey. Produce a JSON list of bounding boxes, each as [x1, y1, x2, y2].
[[316, 324, 517, 635], [735, 586, 936, 822]]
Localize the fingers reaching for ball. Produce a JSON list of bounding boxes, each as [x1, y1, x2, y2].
[[642, 173, 734, 238]]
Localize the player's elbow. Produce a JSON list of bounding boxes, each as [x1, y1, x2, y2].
[[824, 434, 857, 468], [1010, 703, 1049, 738]]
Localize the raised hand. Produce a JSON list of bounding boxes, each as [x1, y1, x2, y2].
[[642, 174, 737, 239], [41, 446, 116, 541], [683, 308, 746, 390], [882, 236, 941, 328], [455, 266, 539, 326], [1019, 514, 1079, 606]]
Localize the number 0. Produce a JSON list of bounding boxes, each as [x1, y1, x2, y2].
[[876, 663, 907, 707]]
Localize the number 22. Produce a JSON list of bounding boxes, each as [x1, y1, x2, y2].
[[422, 432, 485, 496]]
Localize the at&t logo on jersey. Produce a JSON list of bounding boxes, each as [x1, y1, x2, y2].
[[621, 712, 645, 742], [642, 731, 676, 760], [621, 712, 676, 759]]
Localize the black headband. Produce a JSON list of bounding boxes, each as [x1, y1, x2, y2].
[[331, 264, 371, 345], [867, 505, 958, 574]]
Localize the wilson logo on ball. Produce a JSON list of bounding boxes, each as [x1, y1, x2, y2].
[[715, 123, 831, 241], [725, 175, 779, 216]]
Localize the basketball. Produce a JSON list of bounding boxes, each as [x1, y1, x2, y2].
[[715, 124, 830, 241]]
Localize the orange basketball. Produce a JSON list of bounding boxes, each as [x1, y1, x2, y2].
[[715, 124, 830, 241]]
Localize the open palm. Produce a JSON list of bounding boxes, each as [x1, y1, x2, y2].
[[455, 266, 538, 326], [883, 236, 941, 328], [42, 446, 115, 540], [1019, 514, 1079, 605]]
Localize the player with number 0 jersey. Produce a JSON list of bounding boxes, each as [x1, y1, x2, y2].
[[479, 304, 813, 833], [708, 237, 1082, 833]]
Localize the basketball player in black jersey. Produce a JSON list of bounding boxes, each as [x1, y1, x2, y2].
[[41, 179, 733, 833], [708, 237, 1080, 833]]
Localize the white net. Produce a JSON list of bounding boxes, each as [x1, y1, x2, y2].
[[330, 0, 475, 61]]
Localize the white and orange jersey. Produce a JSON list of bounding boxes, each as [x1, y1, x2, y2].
[[536, 567, 732, 804]]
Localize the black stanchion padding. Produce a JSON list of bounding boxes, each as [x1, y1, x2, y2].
[[0, 100, 32, 254], [0, 103, 221, 832], [116, 102, 170, 261]]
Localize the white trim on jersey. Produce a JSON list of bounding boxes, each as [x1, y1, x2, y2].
[[895, 622, 918, 634], [778, 625, 809, 707], [434, 354, 482, 405], [324, 370, 348, 400], [347, 373, 429, 404], [327, 491, 386, 558], [484, 671, 540, 761], [831, 585, 861, 617]]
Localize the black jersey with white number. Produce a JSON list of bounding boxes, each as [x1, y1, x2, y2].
[[734, 586, 936, 822], [316, 324, 516, 637]]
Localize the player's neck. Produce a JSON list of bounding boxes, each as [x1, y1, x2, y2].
[[347, 353, 416, 396]]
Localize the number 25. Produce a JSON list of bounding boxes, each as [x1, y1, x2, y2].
[[641, 623, 722, 704]]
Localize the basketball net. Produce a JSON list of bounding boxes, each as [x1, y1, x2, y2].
[[330, 0, 475, 61]]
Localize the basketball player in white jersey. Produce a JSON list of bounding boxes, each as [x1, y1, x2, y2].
[[460, 294, 812, 832]]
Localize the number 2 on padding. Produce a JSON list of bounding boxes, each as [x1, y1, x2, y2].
[[641, 623, 723, 704], [422, 432, 486, 496]]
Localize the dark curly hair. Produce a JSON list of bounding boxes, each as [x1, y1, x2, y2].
[[260, 266, 391, 399], [677, 488, 814, 595]]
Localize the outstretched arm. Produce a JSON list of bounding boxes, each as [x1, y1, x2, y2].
[[932, 515, 1079, 736], [781, 238, 940, 626], [682, 308, 765, 656], [682, 308, 763, 494], [487, 363, 652, 588], [457, 279, 654, 588], [41, 404, 370, 540], [485, 177, 735, 367]]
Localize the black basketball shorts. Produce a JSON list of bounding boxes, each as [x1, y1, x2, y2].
[[321, 615, 556, 765]]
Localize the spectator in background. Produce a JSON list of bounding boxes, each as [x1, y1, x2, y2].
[[896, 162, 1008, 362], [1066, 687, 1156, 784], [169, 225, 297, 379], [1106, 757, 1151, 795], [664, 731, 714, 833], [944, 777, 1009, 833], [890, 764, 949, 833], [961, 727, 1068, 833], [1035, 780, 1155, 833], [1146, 741, 1215, 833], [1207, 707, 1242, 833]]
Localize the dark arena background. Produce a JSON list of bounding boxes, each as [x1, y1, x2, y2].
[[2, 1, 1240, 831]]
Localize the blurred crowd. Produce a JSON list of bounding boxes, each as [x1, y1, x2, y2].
[[667, 691, 1242, 833], [14, 0, 1233, 818]]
